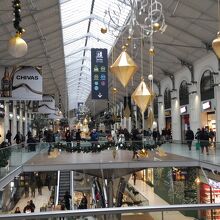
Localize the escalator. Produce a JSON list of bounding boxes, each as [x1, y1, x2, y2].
[[116, 177, 127, 207], [92, 178, 105, 208], [58, 171, 71, 203]]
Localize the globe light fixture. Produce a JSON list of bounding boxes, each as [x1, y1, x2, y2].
[[212, 32, 220, 59], [9, 0, 27, 58], [148, 74, 153, 81], [8, 33, 28, 58]]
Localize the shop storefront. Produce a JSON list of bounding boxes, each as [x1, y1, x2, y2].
[[201, 100, 216, 131], [141, 168, 154, 186], [180, 106, 190, 143], [200, 181, 220, 219]]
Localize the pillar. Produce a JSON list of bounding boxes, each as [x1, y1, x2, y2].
[[171, 98, 181, 142], [12, 101, 17, 138], [24, 108, 28, 138], [158, 96, 165, 133], [4, 101, 9, 138], [19, 104, 23, 134], [189, 93, 201, 134]]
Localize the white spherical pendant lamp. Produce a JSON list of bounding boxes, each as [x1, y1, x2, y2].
[[8, 33, 28, 58]]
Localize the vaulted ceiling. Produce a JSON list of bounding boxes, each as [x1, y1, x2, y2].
[[0, 0, 218, 116]]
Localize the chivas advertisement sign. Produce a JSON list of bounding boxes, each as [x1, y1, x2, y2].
[[0, 66, 42, 100], [91, 48, 108, 100], [38, 95, 56, 114]]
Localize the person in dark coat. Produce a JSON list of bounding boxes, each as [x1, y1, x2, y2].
[[200, 128, 210, 155], [63, 191, 72, 210], [27, 134, 37, 151], [23, 201, 34, 213], [185, 127, 194, 151], [6, 130, 12, 145], [14, 131, 22, 144], [75, 129, 81, 146]]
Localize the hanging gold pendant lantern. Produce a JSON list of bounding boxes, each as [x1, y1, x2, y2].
[[147, 106, 154, 129], [124, 104, 131, 118], [212, 32, 220, 59], [110, 49, 138, 87], [100, 27, 107, 34], [132, 78, 151, 113]]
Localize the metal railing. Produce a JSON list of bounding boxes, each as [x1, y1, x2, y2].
[[1, 203, 220, 219]]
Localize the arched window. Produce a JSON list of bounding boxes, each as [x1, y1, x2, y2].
[[164, 88, 171, 109], [179, 80, 189, 106], [200, 70, 214, 101]]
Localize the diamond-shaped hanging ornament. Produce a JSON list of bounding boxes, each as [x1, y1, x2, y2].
[[147, 106, 154, 129], [124, 104, 131, 118], [132, 78, 151, 113], [110, 48, 138, 87]]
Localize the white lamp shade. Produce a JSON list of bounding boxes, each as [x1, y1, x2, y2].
[[8, 35, 28, 58], [152, 121, 157, 129], [148, 74, 153, 81]]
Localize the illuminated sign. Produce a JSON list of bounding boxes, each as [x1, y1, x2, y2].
[[202, 101, 211, 110], [180, 106, 187, 114], [208, 179, 220, 189]]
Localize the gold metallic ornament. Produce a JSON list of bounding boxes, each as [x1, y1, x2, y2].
[[212, 32, 220, 58], [156, 147, 167, 157], [149, 47, 155, 56], [110, 49, 138, 87], [127, 36, 132, 41], [124, 104, 130, 118], [153, 22, 161, 31], [100, 27, 107, 34], [132, 78, 151, 113], [125, 43, 129, 47], [8, 33, 28, 58], [138, 149, 148, 158], [112, 87, 118, 94]]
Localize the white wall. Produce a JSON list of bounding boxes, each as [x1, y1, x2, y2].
[[159, 52, 220, 141]]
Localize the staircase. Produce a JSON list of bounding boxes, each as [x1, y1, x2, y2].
[[58, 171, 71, 202]]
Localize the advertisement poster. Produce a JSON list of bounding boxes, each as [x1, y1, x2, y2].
[[0, 66, 42, 100], [38, 95, 56, 114], [91, 48, 108, 100]]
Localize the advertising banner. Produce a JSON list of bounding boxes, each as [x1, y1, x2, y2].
[[38, 95, 56, 114], [91, 48, 108, 100], [0, 66, 42, 100]]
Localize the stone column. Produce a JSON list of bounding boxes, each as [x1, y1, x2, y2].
[[158, 96, 165, 133], [19, 103, 23, 134], [189, 91, 201, 134], [12, 101, 17, 138], [24, 107, 28, 139], [4, 101, 9, 138], [171, 92, 181, 142]]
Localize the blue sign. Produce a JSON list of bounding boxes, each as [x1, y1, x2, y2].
[[91, 48, 108, 99]]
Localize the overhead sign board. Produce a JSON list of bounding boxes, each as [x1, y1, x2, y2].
[[91, 48, 108, 100], [180, 106, 187, 114], [202, 101, 211, 110]]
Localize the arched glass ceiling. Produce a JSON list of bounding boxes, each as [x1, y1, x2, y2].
[[59, 0, 131, 110]]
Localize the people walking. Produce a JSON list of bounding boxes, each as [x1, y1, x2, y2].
[[63, 191, 72, 210], [185, 127, 194, 151], [14, 131, 22, 145], [6, 130, 12, 145], [200, 128, 210, 155]]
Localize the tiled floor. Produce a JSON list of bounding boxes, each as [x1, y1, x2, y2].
[[12, 186, 52, 213], [128, 177, 195, 220]]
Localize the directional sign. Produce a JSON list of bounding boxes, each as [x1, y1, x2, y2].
[[91, 48, 108, 100]]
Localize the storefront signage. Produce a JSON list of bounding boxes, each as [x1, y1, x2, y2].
[[91, 48, 108, 100], [180, 106, 187, 114], [0, 66, 42, 100], [202, 101, 211, 110], [208, 178, 220, 189], [165, 110, 171, 117]]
